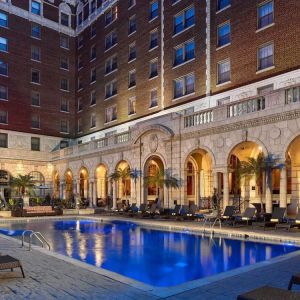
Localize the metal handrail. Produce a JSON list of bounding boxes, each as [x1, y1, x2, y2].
[[21, 230, 51, 251], [29, 232, 51, 251]]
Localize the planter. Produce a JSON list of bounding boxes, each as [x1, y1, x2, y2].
[[63, 208, 95, 215], [0, 211, 12, 218]]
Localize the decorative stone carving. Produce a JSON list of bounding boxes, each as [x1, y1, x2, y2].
[[270, 127, 281, 139], [216, 137, 224, 148], [149, 134, 158, 153]]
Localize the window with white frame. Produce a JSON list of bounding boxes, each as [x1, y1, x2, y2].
[[31, 23, 41, 39], [90, 114, 96, 128], [150, 29, 158, 49], [128, 97, 136, 115], [128, 15, 136, 35], [77, 77, 83, 90], [0, 37, 7, 52], [217, 0, 230, 11], [90, 90, 96, 105], [258, 1, 273, 29], [31, 91, 40, 106], [31, 114, 40, 129], [77, 11, 83, 26], [105, 80, 117, 98], [61, 98, 69, 112], [150, 89, 158, 107], [78, 55, 83, 69], [60, 35, 69, 49], [60, 56, 69, 70], [0, 133, 7, 148], [105, 5, 118, 26], [217, 60, 231, 84], [78, 97, 83, 111], [0, 60, 7, 76], [128, 0, 136, 9], [149, 59, 158, 78], [0, 110, 7, 124], [174, 6, 195, 35], [77, 35, 83, 48], [105, 55, 117, 74], [31, 137, 40, 151], [60, 119, 69, 133], [61, 12, 69, 27], [31, 69, 40, 84], [0, 12, 8, 28], [105, 105, 117, 123], [258, 43, 274, 70], [90, 68, 96, 83], [105, 31, 117, 50], [217, 22, 230, 47], [0, 85, 7, 100], [174, 39, 195, 66], [150, 1, 158, 20], [60, 78, 69, 91], [173, 73, 195, 99], [128, 69, 136, 88], [77, 118, 82, 132], [90, 45, 96, 60], [31, 1, 41, 15], [128, 42, 136, 61], [90, 0, 96, 14], [90, 24, 96, 38], [31, 46, 41, 61]]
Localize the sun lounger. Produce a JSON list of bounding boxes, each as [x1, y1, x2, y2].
[[233, 207, 257, 226], [143, 203, 158, 218], [0, 255, 25, 278], [252, 207, 286, 230], [220, 205, 236, 223], [170, 204, 181, 217], [276, 211, 300, 231], [237, 285, 300, 300]]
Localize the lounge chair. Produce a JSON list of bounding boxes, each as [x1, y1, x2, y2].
[[237, 285, 300, 300], [0, 255, 25, 278], [233, 207, 257, 226], [220, 205, 236, 223], [142, 203, 158, 218], [252, 207, 286, 230], [276, 211, 300, 231], [170, 204, 181, 217], [288, 272, 300, 290]]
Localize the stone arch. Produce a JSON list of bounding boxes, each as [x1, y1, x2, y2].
[[132, 124, 174, 145], [53, 170, 60, 199], [78, 166, 89, 200], [114, 160, 131, 200], [64, 169, 73, 200], [0, 170, 12, 201], [182, 144, 216, 168], [94, 163, 109, 202]]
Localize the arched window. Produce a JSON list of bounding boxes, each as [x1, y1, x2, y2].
[[0, 170, 10, 186], [59, 3, 72, 27], [29, 171, 45, 186]]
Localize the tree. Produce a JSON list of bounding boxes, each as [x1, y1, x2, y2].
[[144, 168, 180, 208], [129, 168, 142, 203], [10, 174, 35, 198], [240, 153, 283, 213], [109, 168, 131, 200]]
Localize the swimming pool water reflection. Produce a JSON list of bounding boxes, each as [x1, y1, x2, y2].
[[0, 219, 299, 287]]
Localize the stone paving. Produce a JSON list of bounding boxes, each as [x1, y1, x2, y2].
[[0, 216, 300, 299]]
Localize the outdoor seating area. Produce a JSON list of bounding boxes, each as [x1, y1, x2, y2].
[[0, 254, 25, 278], [22, 206, 61, 217]]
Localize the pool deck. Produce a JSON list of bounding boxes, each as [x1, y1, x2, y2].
[[1, 215, 300, 299]]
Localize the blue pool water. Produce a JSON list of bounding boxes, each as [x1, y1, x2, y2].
[[0, 219, 299, 287]]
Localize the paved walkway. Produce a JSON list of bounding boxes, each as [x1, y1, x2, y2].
[[0, 217, 300, 299]]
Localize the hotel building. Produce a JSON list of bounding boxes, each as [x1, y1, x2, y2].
[[0, 0, 300, 213]]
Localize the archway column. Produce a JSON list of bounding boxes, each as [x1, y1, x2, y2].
[[280, 164, 287, 208], [60, 181, 64, 200], [223, 170, 229, 209], [92, 178, 97, 207], [88, 179, 93, 207], [76, 179, 80, 195], [72, 179, 77, 195], [112, 181, 117, 209], [265, 171, 272, 213]]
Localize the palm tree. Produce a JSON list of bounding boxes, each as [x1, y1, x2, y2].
[[10, 174, 35, 198], [240, 153, 283, 213], [144, 169, 180, 208], [109, 168, 130, 200], [129, 168, 142, 202]]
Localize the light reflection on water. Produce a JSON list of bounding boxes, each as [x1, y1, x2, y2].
[[0, 219, 299, 287]]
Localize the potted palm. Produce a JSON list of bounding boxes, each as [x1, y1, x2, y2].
[[10, 175, 35, 207]]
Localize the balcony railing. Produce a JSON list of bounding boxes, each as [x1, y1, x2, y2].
[[97, 138, 108, 149], [115, 132, 130, 144], [184, 110, 213, 128]]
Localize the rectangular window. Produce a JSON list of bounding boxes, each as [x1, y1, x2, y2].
[[258, 1, 273, 29], [174, 40, 195, 66], [105, 105, 117, 123], [174, 6, 195, 35], [285, 87, 300, 104], [128, 15, 136, 35], [60, 56, 69, 70], [0, 133, 7, 148], [31, 137, 40, 151], [61, 98, 69, 112], [150, 29, 158, 49], [217, 60, 231, 84], [0, 60, 7, 76], [31, 1, 41, 15], [91, 68, 96, 83], [77, 12, 83, 26], [77, 35, 83, 48], [78, 98, 83, 111], [31, 114, 40, 129], [60, 35, 69, 49], [90, 0, 96, 13], [0, 11, 8, 28], [105, 80, 117, 98], [105, 31, 117, 50], [61, 13, 69, 27], [150, 89, 158, 108], [0, 37, 8, 52], [149, 59, 158, 78], [31, 69, 40, 84], [77, 118, 82, 133], [31, 46, 41, 61], [78, 55, 83, 69], [128, 97, 136, 115], [128, 43, 136, 61], [150, 1, 158, 20], [90, 24, 96, 38], [105, 55, 118, 74], [31, 91, 40, 106], [174, 73, 195, 99], [60, 120, 69, 133], [77, 77, 83, 90], [128, 0, 136, 8], [31, 23, 41, 39], [90, 90, 96, 105], [90, 45, 96, 60], [0, 110, 7, 124], [60, 78, 69, 91], [217, 22, 230, 47], [128, 70, 136, 88], [0, 85, 7, 100], [258, 43, 274, 70], [90, 114, 96, 128], [217, 0, 230, 11], [105, 6, 118, 26]]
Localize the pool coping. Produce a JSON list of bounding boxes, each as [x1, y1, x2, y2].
[[1, 215, 300, 298]]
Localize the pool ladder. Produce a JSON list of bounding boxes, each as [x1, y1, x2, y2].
[[21, 230, 51, 251]]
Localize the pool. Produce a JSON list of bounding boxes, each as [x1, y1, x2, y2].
[[0, 219, 299, 287]]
